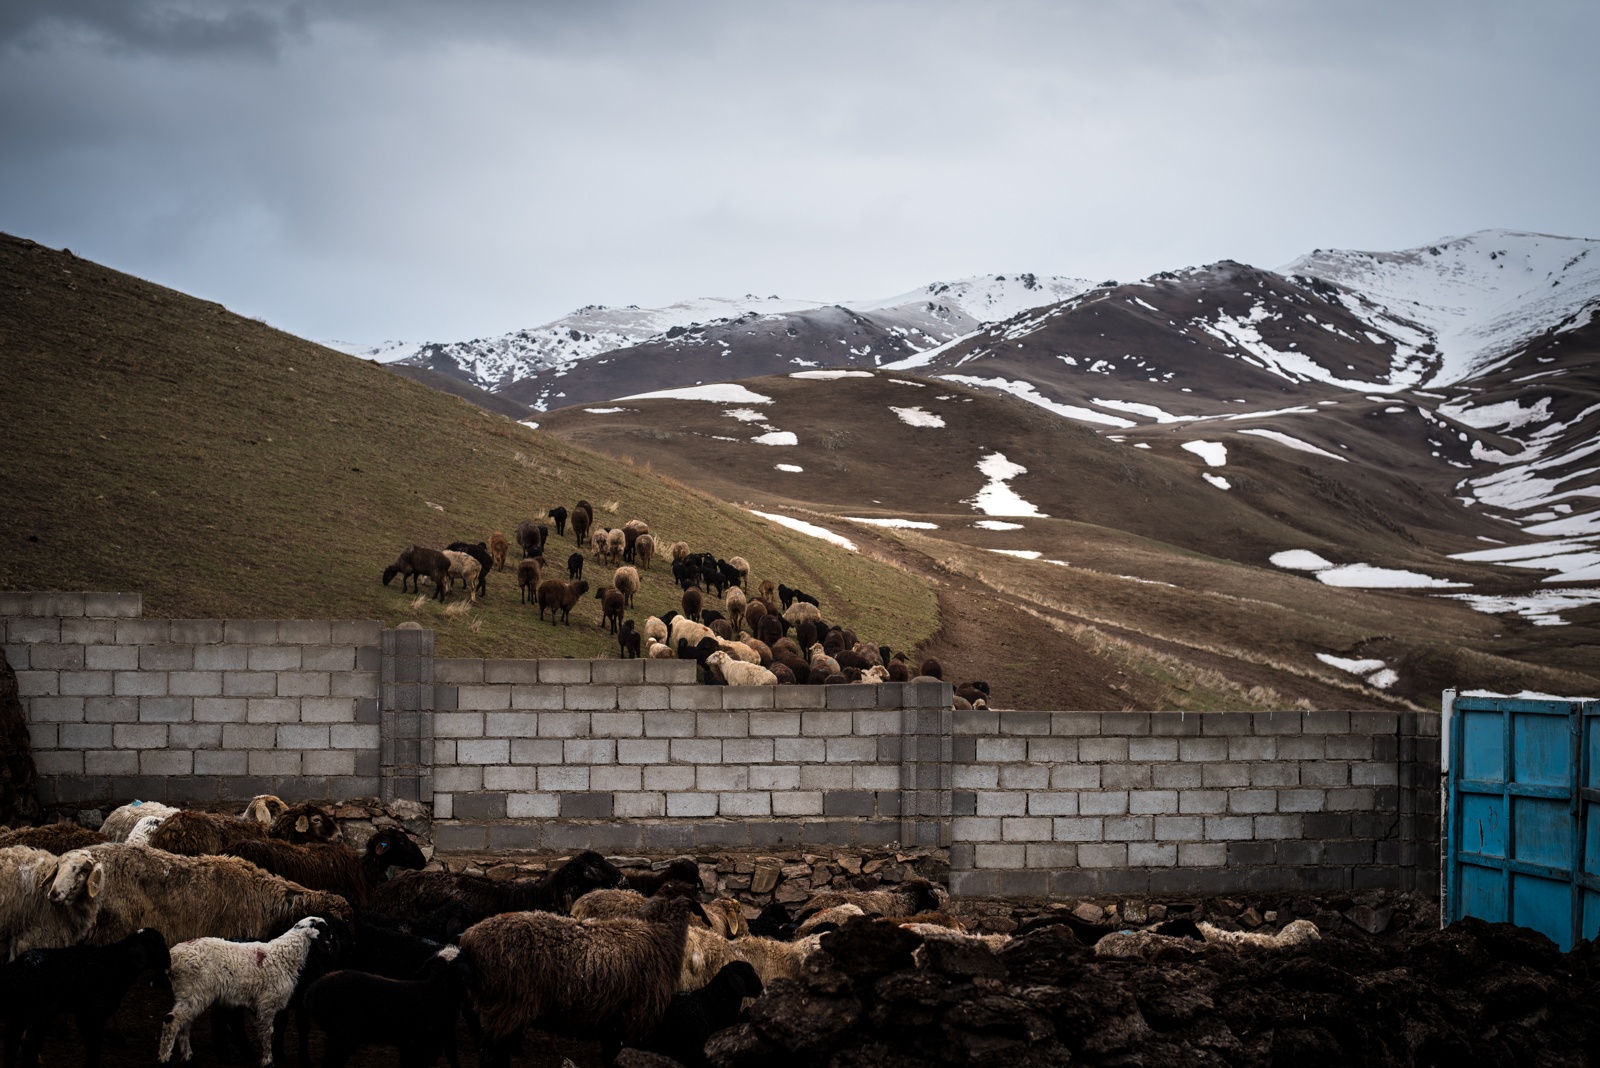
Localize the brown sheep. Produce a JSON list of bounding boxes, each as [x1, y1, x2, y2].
[[460, 895, 698, 1059], [634, 533, 655, 570], [100, 801, 180, 842], [725, 586, 747, 632], [604, 528, 627, 566], [46, 844, 353, 949], [147, 810, 267, 856], [622, 519, 649, 563], [489, 531, 509, 571], [919, 657, 944, 680], [223, 827, 426, 910], [240, 794, 289, 824], [268, 803, 341, 845], [571, 502, 593, 546], [682, 587, 703, 624], [613, 565, 640, 607], [0, 824, 105, 854], [803, 879, 943, 918], [382, 546, 451, 601], [744, 599, 767, 635], [757, 579, 776, 603], [537, 579, 589, 624], [600, 588, 626, 635], [518, 557, 542, 604]]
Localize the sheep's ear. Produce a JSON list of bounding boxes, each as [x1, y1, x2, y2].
[[295, 815, 310, 833], [87, 863, 105, 899], [374, 837, 389, 855]]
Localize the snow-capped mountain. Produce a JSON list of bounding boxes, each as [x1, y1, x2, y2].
[[1282, 229, 1600, 385], [388, 274, 1093, 405]]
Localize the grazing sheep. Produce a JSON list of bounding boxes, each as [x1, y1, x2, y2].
[[617, 620, 642, 659], [802, 879, 942, 919], [369, 851, 623, 931], [622, 519, 650, 563], [636, 961, 762, 1068], [488, 531, 509, 571], [441, 551, 481, 601], [613, 565, 641, 607], [567, 551, 585, 581], [725, 587, 747, 632], [536, 579, 589, 624], [955, 680, 991, 707], [147, 810, 267, 857], [0, 927, 170, 1068], [744, 599, 767, 633], [515, 520, 547, 560], [571, 501, 594, 545], [382, 546, 452, 601], [783, 600, 821, 626], [100, 801, 180, 843], [548, 506, 569, 537], [460, 895, 698, 1064], [727, 556, 749, 585], [666, 540, 689, 564], [600, 588, 626, 635], [634, 533, 655, 570], [305, 945, 466, 1068], [605, 528, 627, 566], [45, 845, 353, 950], [157, 916, 328, 1065], [682, 587, 703, 624], [446, 542, 493, 597], [0, 824, 105, 855], [757, 580, 776, 603], [517, 558, 542, 604], [224, 828, 426, 911]]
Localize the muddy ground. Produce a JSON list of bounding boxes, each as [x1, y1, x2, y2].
[[29, 894, 1598, 1068]]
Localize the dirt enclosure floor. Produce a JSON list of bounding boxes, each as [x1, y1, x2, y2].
[[27, 903, 1600, 1068]]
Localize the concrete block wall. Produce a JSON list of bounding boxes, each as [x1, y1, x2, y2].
[[1, 592, 383, 805], [426, 656, 952, 855], [949, 708, 1440, 898]]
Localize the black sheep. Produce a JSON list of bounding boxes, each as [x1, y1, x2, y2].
[[515, 520, 544, 559], [635, 961, 763, 1068], [446, 542, 492, 597], [747, 902, 799, 941], [716, 559, 742, 590], [777, 583, 796, 610], [567, 551, 585, 581], [368, 851, 624, 927], [618, 620, 641, 659], [0, 928, 169, 1068], [547, 505, 568, 537], [306, 947, 467, 1068], [621, 858, 702, 896]]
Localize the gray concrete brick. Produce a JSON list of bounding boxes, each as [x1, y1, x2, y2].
[[1079, 737, 1129, 762], [85, 592, 142, 618], [999, 711, 1052, 736], [1103, 816, 1153, 841], [116, 620, 172, 644], [532, 711, 587, 737], [434, 766, 484, 792], [222, 723, 275, 749], [1253, 711, 1303, 735], [539, 660, 592, 684], [825, 737, 876, 763], [666, 792, 717, 817], [25, 723, 54, 749], [1024, 843, 1076, 868], [1276, 735, 1326, 760], [1179, 737, 1229, 762], [1129, 789, 1178, 814], [1155, 814, 1204, 840], [953, 707, 998, 735], [30, 697, 85, 722], [1178, 842, 1228, 867], [1079, 790, 1129, 816], [59, 721, 113, 748], [1304, 710, 1350, 734], [276, 672, 330, 698], [1002, 817, 1052, 842], [1026, 737, 1076, 762], [138, 697, 193, 723], [433, 659, 484, 684], [113, 723, 168, 748], [1102, 764, 1152, 790], [538, 765, 591, 790], [29, 644, 85, 671], [1150, 711, 1202, 736], [277, 621, 330, 644], [751, 765, 800, 790], [457, 685, 511, 711], [723, 737, 775, 763], [249, 750, 301, 776], [801, 709, 853, 736], [590, 764, 642, 791], [665, 686, 717, 711], [167, 724, 221, 749], [1026, 791, 1077, 816], [434, 712, 485, 738], [1352, 762, 1399, 786], [85, 645, 138, 671], [1128, 737, 1179, 762], [617, 738, 670, 764], [483, 659, 541, 684], [1228, 736, 1276, 761], [976, 791, 1027, 817], [566, 685, 619, 711], [771, 791, 823, 816], [643, 764, 695, 790], [246, 645, 300, 671], [1077, 843, 1128, 868], [561, 738, 615, 764], [1277, 788, 1328, 812], [719, 791, 771, 816], [1326, 735, 1374, 759], [1153, 763, 1203, 789], [303, 749, 356, 776], [61, 619, 118, 644], [643, 711, 696, 737], [976, 737, 1027, 762], [194, 645, 248, 672], [278, 723, 330, 749], [58, 671, 111, 697], [1203, 815, 1254, 840], [1228, 789, 1277, 814], [999, 764, 1049, 790], [1200, 712, 1252, 736], [168, 671, 223, 697], [775, 685, 827, 709], [906, 681, 949, 707], [244, 698, 298, 724], [1255, 814, 1303, 839], [1052, 817, 1104, 842], [484, 712, 539, 737], [1250, 763, 1300, 787], [1228, 841, 1276, 866], [1129, 842, 1177, 867], [457, 739, 511, 764], [223, 672, 276, 697], [974, 843, 1026, 868], [722, 687, 774, 710], [774, 737, 826, 763], [34, 750, 84, 775], [644, 659, 696, 684], [113, 671, 168, 697], [614, 791, 664, 817], [85, 749, 139, 776], [695, 711, 748, 737], [139, 645, 195, 671], [749, 710, 800, 736], [1050, 764, 1100, 790], [669, 738, 721, 763], [1201, 763, 1250, 788], [617, 685, 671, 711]]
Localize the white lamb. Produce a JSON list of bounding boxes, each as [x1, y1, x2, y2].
[[158, 916, 327, 1066], [706, 650, 777, 686]]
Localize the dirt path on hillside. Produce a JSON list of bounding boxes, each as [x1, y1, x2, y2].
[[839, 522, 1409, 712]]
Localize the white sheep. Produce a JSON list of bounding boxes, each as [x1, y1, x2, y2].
[[124, 815, 166, 847], [441, 551, 481, 601], [668, 617, 714, 650], [706, 651, 777, 687], [158, 916, 328, 1066], [100, 801, 179, 843], [644, 616, 668, 644]]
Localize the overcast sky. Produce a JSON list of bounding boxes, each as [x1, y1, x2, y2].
[[2, 1, 1596, 344]]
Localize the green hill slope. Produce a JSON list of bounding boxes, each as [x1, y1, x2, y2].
[[0, 234, 937, 658]]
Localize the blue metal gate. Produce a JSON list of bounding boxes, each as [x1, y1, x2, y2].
[[1445, 692, 1600, 950]]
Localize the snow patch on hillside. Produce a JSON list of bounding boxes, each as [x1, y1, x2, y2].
[[617, 384, 772, 404], [938, 375, 1137, 428], [890, 406, 945, 428], [749, 510, 856, 551], [965, 452, 1047, 517]]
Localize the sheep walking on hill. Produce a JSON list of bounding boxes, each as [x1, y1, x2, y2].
[[488, 531, 509, 571], [517, 558, 542, 605], [634, 533, 655, 570], [613, 565, 640, 607], [157, 916, 329, 1066], [441, 551, 481, 602], [536, 579, 588, 625], [548, 506, 568, 537], [382, 547, 451, 601]]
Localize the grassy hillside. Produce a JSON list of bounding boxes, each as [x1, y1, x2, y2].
[[0, 234, 937, 658]]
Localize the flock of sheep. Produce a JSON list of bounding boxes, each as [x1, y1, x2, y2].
[[381, 502, 992, 707], [0, 793, 964, 1066]]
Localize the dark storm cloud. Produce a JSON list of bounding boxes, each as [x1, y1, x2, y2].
[[0, 0, 307, 59], [0, 0, 1596, 343]]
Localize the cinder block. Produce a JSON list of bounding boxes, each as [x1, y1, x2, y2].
[[484, 712, 539, 737], [332, 620, 382, 646], [565, 686, 619, 711], [953, 707, 997, 735], [31, 697, 86, 722], [1078, 738, 1129, 762], [457, 685, 511, 711], [1155, 815, 1204, 840], [303, 749, 356, 776], [613, 791, 664, 818], [723, 738, 775, 764], [774, 737, 826, 763], [1077, 843, 1128, 868], [999, 711, 1052, 736], [483, 659, 542, 685], [752, 765, 800, 790], [1129, 789, 1178, 814], [1255, 814, 1303, 839], [1101, 711, 1151, 736], [539, 660, 591, 684], [906, 681, 949, 708], [1128, 737, 1179, 762], [1103, 816, 1153, 841], [975, 737, 1027, 763], [800, 709, 853, 737], [1079, 790, 1129, 816], [1326, 735, 1374, 760], [246, 646, 300, 672], [538, 765, 591, 790], [975, 791, 1026, 817], [1227, 736, 1276, 761], [643, 765, 695, 791], [167, 671, 223, 697], [434, 766, 484, 792], [278, 724, 330, 749], [590, 765, 642, 791], [84, 749, 139, 776], [1201, 763, 1250, 788], [774, 686, 827, 709], [1050, 764, 1100, 790], [1150, 711, 1202, 736], [505, 792, 559, 818], [1178, 842, 1228, 867], [244, 698, 298, 724], [1277, 788, 1327, 813], [1304, 710, 1351, 734], [116, 620, 172, 645], [1352, 762, 1399, 786], [824, 737, 875, 763], [1227, 790, 1277, 814], [61, 619, 117, 645], [223, 672, 276, 698], [1129, 842, 1177, 867], [1179, 737, 1229, 762], [642, 711, 695, 738], [1102, 764, 1152, 790], [1002, 817, 1052, 842], [1026, 791, 1077, 816], [1253, 711, 1303, 735], [1276, 735, 1326, 760], [275, 672, 330, 698], [1152, 763, 1202, 789], [823, 790, 875, 817], [112, 671, 167, 697], [851, 765, 898, 790], [433, 659, 484, 684], [456, 739, 511, 764], [669, 738, 721, 763], [696, 823, 753, 849], [696, 711, 749, 738], [1051, 817, 1103, 842], [194, 646, 248, 671], [25, 723, 55, 749], [616, 685, 670, 711], [1276, 840, 1324, 865], [721, 687, 774, 710], [1023, 737, 1073, 763], [1250, 763, 1300, 787], [30, 644, 85, 671], [222, 723, 275, 749], [137, 697, 193, 723], [666, 686, 718, 711], [719, 791, 771, 816], [1228, 841, 1276, 866], [1350, 710, 1399, 734], [999, 764, 1049, 790], [249, 750, 301, 776], [113, 722, 168, 748], [167, 724, 220, 749], [85, 592, 142, 618], [85, 646, 138, 671], [1200, 712, 1252, 736], [772, 791, 823, 816], [666, 792, 717, 817], [564, 738, 616, 764], [34, 750, 85, 775], [616, 738, 669, 764], [1203, 815, 1254, 840], [974, 843, 1026, 869], [534, 711, 589, 738], [434, 712, 485, 738]]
